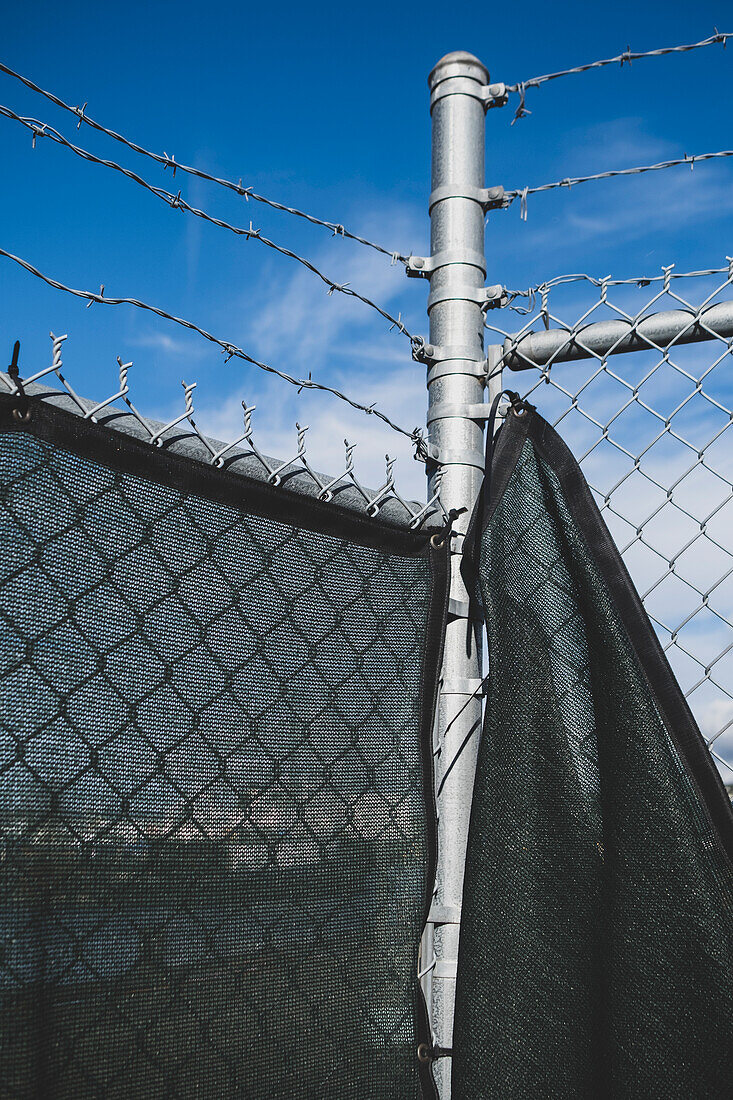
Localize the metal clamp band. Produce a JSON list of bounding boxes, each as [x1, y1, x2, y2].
[[427, 401, 493, 423], [418, 342, 484, 363], [427, 283, 506, 312], [433, 959, 459, 979], [406, 248, 487, 278], [430, 78, 508, 111], [416, 343, 488, 381], [427, 360, 486, 383], [448, 597, 472, 618], [440, 678, 484, 695], [428, 184, 506, 212], [430, 447, 485, 469]]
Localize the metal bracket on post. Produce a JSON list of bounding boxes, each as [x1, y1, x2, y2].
[[427, 284, 507, 311], [413, 342, 488, 383], [427, 402, 495, 423], [428, 184, 506, 213], [430, 76, 508, 112], [406, 249, 487, 278], [427, 903, 462, 927]]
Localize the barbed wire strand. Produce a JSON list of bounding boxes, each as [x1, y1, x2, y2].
[[0, 60, 409, 265], [0, 245, 427, 455], [0, 104, 418, 344], [505, 148, 733, 220], [507, 30, 730, 122], [506, 263, 733, 313]]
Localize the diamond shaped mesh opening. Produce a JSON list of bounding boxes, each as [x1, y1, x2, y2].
[[487, 269, 733, 785], [0, 395, 447, 1100]]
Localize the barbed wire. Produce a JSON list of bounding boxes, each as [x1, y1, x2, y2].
[[0, 104, 418, 344], [504, 148, 733, 219], [507, 30, 730, 122], [506, 261, 733, 314], [0, 60, 409, 265], [0, 245, 428, 456]]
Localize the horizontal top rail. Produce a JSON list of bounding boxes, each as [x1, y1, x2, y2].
[[503, 299, 733, 370]]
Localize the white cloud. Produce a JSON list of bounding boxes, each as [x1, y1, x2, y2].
[[239, 206, 425, 367], [154, 201, 431, 501], [128, 331, 208, 357], [193, 366, 428, 503]]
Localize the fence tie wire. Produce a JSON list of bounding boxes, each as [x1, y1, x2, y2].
[[506, 30, 731, 122], [0, 104, 418, 344], [0, 60, 410, 265], [504, 148, 733, 219], [0, 245, 428, 455]]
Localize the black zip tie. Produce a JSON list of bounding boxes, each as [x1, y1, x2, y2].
[[7, 340, 31, 422], [430, 506, 466, 549]]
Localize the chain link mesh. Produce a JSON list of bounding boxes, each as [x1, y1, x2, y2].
[[0, 375, 446, 1097], [486, 265, 733, 789]]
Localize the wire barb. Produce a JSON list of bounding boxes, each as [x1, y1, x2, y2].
[[505, 30, 731, 121], [504, 147, 733, 216], [0, 60, 410, 264], [0, 244, 423, 448], [0, 104, 418, 342]]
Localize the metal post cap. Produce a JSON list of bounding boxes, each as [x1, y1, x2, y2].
[[428, 51, 489, 89]]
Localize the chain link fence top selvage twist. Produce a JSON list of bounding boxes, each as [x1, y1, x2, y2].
[[0, 332, 446, 532], [0, 248, 430, 460]]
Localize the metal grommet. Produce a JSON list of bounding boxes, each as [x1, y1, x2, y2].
[[511, 404, 527, 417], [417, 1042, 432, 1063], [430, 532, 445, 549], [12, 407, 31, 424]]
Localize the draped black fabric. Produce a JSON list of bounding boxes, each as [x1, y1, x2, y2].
[[453, 403, 733, 1099], [0, 393, 447, 1100]]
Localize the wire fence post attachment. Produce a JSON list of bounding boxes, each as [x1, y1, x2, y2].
[[423, 50, 490, 1099]]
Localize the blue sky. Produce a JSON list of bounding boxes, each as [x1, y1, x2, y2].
[[1, 0, 732, 484], [1, 3, 732, 767]]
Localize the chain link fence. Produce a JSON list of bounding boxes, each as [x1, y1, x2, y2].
[[487, 264, 733, 788], [0, 344, 448, 1099]]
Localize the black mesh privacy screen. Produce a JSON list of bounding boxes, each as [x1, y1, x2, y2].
[[453, 404, 733, 1100], [0, 393, 447, 1099]]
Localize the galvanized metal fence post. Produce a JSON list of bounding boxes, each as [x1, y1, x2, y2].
[[423, 50, 491, 1099]]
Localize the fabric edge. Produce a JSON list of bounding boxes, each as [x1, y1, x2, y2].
[[0, 393, 434, 556], [526, 411, 733, 869]]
